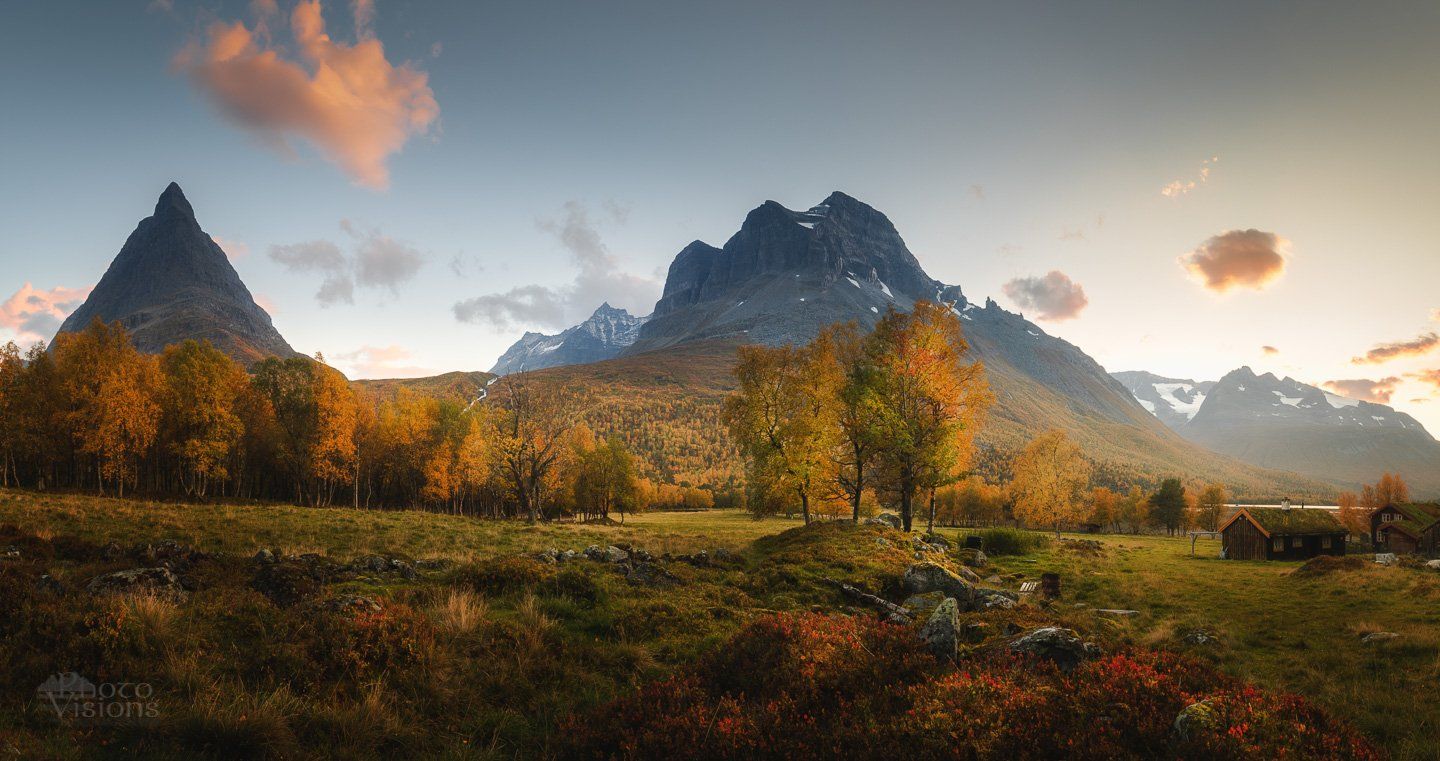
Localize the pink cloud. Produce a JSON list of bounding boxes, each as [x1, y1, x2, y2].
[[253, 293, 280, 315], [0, 283, 92, 344], [1001, 270, 1089, 321], [213, 236, 251, 261], [176, 0, 439, 189], [1352, 332, 1440, 365], [334, 344, 431, 378], [1322, 377, 1401, 404]]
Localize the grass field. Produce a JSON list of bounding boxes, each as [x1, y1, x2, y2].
[[0, 490, 1432, 758]]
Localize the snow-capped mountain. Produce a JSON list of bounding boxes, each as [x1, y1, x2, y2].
[[1115, 366, 1440, 494], [490, 303, 649, 375]]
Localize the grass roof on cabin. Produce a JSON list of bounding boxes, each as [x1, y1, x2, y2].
[[1387, 503, 1440, 531], [1240, 507, 1344, 536]]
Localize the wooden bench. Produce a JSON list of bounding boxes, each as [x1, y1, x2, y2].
[[1019, 580, 1040, 594]]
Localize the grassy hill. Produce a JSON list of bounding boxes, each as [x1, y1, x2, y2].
[[353, 370, 495, 405]]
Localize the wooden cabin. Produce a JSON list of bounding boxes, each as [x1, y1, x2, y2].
[[1220, 506, 1346, 561], [1371, 503, 1440, 555]]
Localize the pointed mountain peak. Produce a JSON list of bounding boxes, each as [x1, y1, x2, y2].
[[153, 182, 195, 221]]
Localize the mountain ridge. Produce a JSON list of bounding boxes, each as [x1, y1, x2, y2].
[[490, 303, 648, 375]]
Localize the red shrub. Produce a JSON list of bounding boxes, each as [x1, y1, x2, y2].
[[560, 613, 1379, 761]]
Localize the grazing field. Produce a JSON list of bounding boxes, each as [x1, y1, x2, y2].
[[0, 491, 1426, 758]]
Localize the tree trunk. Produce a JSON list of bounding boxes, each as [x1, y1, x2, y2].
[[800, 490, 811, 525], [927, 489, 936, 534], [900, 484, 913, 533]]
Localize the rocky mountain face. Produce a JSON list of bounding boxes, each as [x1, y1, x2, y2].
[[56, 183, 298, 366], [511, 192, 1328, 496], [1115, 367, 1440, 495], [490, 303, 648, 375]]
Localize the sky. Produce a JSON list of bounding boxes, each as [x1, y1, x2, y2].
[[2, 1, 1439, 430]]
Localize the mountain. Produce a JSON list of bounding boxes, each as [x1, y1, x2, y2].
[[56, 182, 298, 366], [502, 192, 1331, 497], [1116, 367, 1440, 496], [490, 303, 648, 375], [1111, 371, 1218, 430]]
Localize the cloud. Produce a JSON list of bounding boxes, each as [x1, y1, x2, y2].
[[1322, 377, 1401, 404], [0, 283, 92, 343], [1179, 229, 1289, 292], [1001, 270, 1089, 322], [213, 235, 250, 261], [1431, 308, 1440, 322], [1351, 332, 1440, 365], [1407, 369, 1440, 390], [969, 184, 985, 200], [268, 223, 423, 306], [175, 0, 439, 189], [1161, 156, 1218, 198], [333, 344, 431, 378], [1261, 345, 1279, 356], [453, 201, 661, 331]]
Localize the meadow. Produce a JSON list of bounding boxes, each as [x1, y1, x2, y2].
[[0, 490, 1429, 758]]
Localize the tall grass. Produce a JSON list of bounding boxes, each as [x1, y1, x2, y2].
[[959, 527, 1050, 556]]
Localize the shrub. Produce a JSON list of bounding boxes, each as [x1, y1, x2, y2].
[[431, 588, 488, 636], [560, 612, 1379, 760], [961, 527, 1051, 556]]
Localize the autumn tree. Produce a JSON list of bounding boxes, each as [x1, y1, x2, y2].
[[0, 342, 22, 487], [574, 437, 640, 523], [867, 302, 990, 532], [1119, 486, 1149, 534], [817, 322, 883, 522], [1009, 429, 1090, 536], [725, 343, 838, 524], [491, 378, 580, 522], [1196, 482, 1228, 532], [160, 340, 248, 497], [1361, 472, 1409, 510], [1149, 478, 1187, 535], [1088, 487, 1119, 532], [1336, 491, 1366, 538]]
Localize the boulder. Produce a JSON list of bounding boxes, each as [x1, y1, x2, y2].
[[903, 562, 975, 602], [957, 548, 988, 568], [973, 588, 1018, 611], [85, 567, 187, 600], [918, 598, 961, 658], [1361, 631, 1399, 644], [1375, 553, 1398, 566], [1425, 559, 1440, 571], [253, 548, 277, 565], [351, 555, 417, 580], [901, 591, 947, 619], [604, 546, 630, 563], [1009, 627, 1098, 671], [537, 549, 559, 565], [627, 561, 680, 587], [954, 566, 982, 584], [583, 545, 606, 561], [1181, 629, 1218, 647], [922, 532, 951, 549], [1172, 700, 1218, 742], [874, 512, 902, 529]]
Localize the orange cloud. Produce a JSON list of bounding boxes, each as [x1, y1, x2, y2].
[[176, 0, 439, 189], [1351, 332, 1440, 365], [1160, 156, 1218, 198], [1407, 369, 1440, 390], [1261, 345, 1279, 356], [1322, 377, 1400, 404], [1179, 229, 1288, 293], [0, 283, 92, 344]]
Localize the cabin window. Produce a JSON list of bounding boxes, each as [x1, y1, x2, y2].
[[1382, 513, 1398, 522], [1292, 537, 1303, 548], [1322, 536, 1332, 549], [1272, 538, 1283, 551]]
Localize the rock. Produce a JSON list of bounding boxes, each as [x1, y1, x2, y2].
[[922, 532, 951, 549], [874, 512, 902, 529], [956, 548, 988, 568], [824, 577, 912, 624], [903, 562, 975, 602], [1181, 629, 1218, 647], [1425, 559, 1440, 570], [973, 588, 1018, 611], [85, 567, 187, 600], [1009, 627, 1097, 671], [253, 548, 277, 565], [874, 537, 891, 548], [101, 542, 124, 561], [1095, 609, 1140, 618], [34, 574, 64, 595], [1, 545, 20, 560], [714, 548, 735, 562], [902, 591, 948, 619], [317, 595, 382, 614], [918, 598, 961, 658], [537, 549, 559, 564], [1172, 700, 1218, 742], [627, 561, 680, 587], [351, 555, 417, 580], [1375, 553, 1398, 566], [560, 550, 578, 563], [983, 574, 1003, 585], [1361, 631, 1399, 644], [954, 566, 982, 584], [603, 546, 630, 563]]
